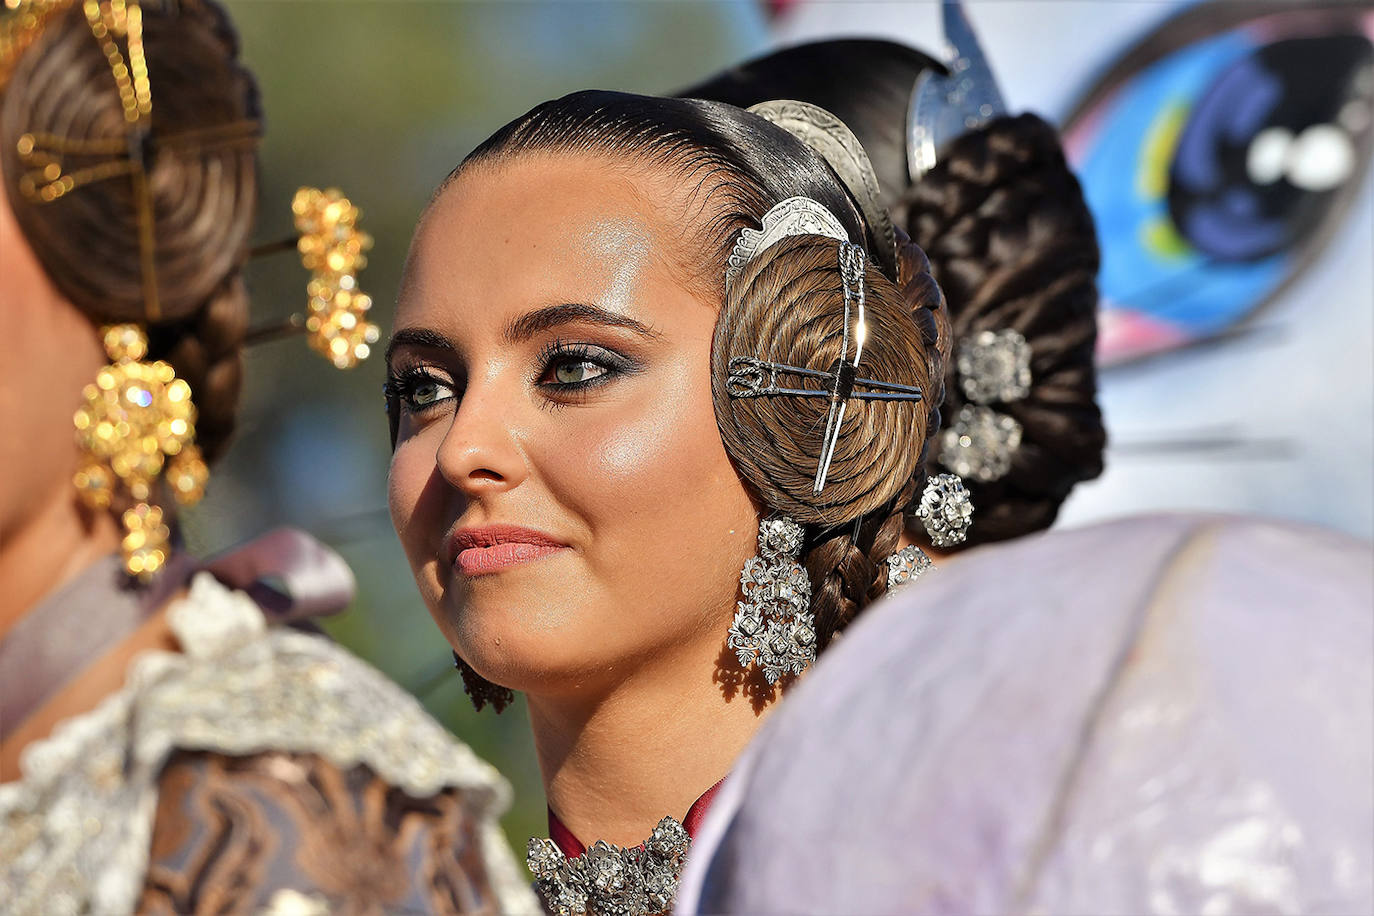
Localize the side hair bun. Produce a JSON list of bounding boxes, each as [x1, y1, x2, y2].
[[711, 233, 942, 527]]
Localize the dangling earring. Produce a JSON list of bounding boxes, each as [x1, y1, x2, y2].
[[917, 472, 974, 547], [728, 517, 816, 683], [73, 324, 208, 580], [452, 651, 514, 714]]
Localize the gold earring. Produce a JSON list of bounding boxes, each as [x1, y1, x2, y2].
[[292, 187, 378, 369], [73, 324, 208, 580]]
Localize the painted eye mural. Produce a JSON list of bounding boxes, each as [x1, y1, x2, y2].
[[1062, 3, 1374, 366]]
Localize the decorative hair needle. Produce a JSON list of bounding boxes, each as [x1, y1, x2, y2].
[[244, 187, 379, 368], [814, 243, 869, 495]]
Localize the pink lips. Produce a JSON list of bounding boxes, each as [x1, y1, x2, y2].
[[448, 524, 569, 576]]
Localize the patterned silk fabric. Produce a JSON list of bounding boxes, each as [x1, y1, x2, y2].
[[141, 751, 499, 914]]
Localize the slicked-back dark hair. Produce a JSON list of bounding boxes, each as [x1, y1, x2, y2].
[[454, 90, 886, 291]]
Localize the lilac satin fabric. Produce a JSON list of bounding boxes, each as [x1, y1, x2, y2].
[[0, 528, 354, 742], [202, 527, 355, 623], [677, 515, 1374, 915]]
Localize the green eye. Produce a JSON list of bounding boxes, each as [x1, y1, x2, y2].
[[553, 360, 607, 384], [412, 381, 443, 405]]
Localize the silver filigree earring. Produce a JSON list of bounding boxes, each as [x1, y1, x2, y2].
[[917, 472, 974, 547], [727, 517, 816, 683]]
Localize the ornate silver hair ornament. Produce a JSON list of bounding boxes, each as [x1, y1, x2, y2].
[[725, 195, 847, 289], [886, 544, 934, 593], [748, 99, 899, 277], [958, 328, 1031, 404], [917, 472, 974, 547], [908, 0, 1009, 181], [724, 230, 924, 496], [939, 328, 1032, 483]]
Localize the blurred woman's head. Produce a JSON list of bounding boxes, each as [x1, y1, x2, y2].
[[0, 0, 259, 600]]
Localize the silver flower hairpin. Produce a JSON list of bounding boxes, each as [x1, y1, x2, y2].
[[886, 544, 934, 593], [940, 328, 1032, 483], [908, 0, 1008, 181]]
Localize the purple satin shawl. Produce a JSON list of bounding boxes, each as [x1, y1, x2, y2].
[[677, 514, 1374, 915]]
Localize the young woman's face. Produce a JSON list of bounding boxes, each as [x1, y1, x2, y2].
[[388, 153, 759, 696]]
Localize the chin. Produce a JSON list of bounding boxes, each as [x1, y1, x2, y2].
[[440, 580, 608, 694]]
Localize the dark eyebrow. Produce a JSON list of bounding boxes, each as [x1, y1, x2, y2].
[[385, 327, 457, 366], [504, 303, 660, 344]]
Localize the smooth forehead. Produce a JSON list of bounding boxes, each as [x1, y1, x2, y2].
[[398, 152, 699, 318]]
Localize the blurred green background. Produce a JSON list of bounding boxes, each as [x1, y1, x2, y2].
[[182, 0, 766, 864]]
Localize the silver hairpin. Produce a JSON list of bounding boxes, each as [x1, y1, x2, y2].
[[939, 328, 1032, 483], [885, 545, 934, 593], [813, 243, 868, 495], [726, 357, 924, 402], [726, 196, 848, 289], [908, 0, 1008, 181]]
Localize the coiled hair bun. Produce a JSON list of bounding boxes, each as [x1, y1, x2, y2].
[[712, 235, 923, 526], [1, 0, 261, 462], [713, 230, 950, 647]]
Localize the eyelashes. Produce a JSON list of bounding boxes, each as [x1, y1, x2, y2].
[[384, 364, 456, 417], [383, 340, 643, 420], [533, 339, 643, 399]]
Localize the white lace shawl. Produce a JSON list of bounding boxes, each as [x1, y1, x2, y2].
[[0, 572, 539, 915]]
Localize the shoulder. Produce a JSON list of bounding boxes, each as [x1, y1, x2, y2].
[[1, 572, 538, 915], [155, 572, 509, 803], [681, 514, 1373, 913]]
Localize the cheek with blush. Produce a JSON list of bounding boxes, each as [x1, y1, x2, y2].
[[546, 348, 759, 640]]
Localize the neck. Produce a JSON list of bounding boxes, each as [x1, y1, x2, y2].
[[0, 484, 119, 644], [527, 635, 778, 848]]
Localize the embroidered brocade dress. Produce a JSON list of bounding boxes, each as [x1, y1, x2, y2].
[[0, 561, 540, 914]]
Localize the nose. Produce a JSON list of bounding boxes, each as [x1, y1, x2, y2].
[[435, 382, 529, 496]]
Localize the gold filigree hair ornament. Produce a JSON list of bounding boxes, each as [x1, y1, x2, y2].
[[243, 187, 379, 369]]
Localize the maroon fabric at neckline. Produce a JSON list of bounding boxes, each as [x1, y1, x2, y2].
[[546, 779, 726, 859]]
